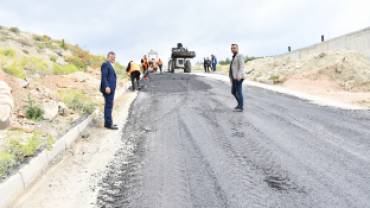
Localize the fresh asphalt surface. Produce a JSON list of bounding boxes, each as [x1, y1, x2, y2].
[[96, 73, 370, 208]]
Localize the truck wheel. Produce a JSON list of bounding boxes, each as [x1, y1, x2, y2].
[[184, 60, 191, 73], [171, 60, 175, 73], [168, 60, 173, 73]]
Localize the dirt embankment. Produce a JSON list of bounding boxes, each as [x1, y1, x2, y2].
[[244, 49, 370, 108]]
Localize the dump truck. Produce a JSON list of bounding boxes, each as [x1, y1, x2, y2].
[[168, 43, 196, 73]]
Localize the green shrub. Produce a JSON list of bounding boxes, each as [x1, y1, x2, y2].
[[33, 34, 43, 42], [219, 58, 231, 65], [3, 62, 26, 79], [64, 56, 88, 71], [9, 27, 20, 34], [53, 63, 80, 75], [56, 51, 63, 57], [101, 55, 107, 62], [33, 34, 51, 42], [20, 56, 50, 75], [9, 135, 41, 158], [0, 49, 17, 58], [22, 50, 29, 54], [37, 43, 45, 49], [0, 152, 14, 179], [61, 39, 68, 50], [57, 89, 102, 113], [114, 62, 125, 75], [269, 75, 280, 80], [4, 131, 55, 163], [25, 99, 44, 121], [50, 56, 57, 62]]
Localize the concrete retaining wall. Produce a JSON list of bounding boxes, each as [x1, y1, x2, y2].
[[274, 27, 370, 61], [0, 81, 132, 208]]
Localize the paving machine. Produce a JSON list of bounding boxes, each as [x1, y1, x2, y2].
[[168, 43, 196, 73]]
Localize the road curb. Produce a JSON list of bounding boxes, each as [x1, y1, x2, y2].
[[0, 173, 24, 208], [0, 82, 131, 208], [18, 151, 48, 189]]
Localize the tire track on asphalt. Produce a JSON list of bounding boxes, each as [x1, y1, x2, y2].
[[96, 73, 370, 208]]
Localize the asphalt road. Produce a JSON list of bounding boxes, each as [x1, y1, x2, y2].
[[96, 73, 370, 208]]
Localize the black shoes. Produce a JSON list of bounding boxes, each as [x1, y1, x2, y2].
[[234, 105, 239, 109], [234, 107, 243, 112], [105, 125, 118, 130]]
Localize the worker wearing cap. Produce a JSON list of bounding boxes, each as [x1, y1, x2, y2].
[[126, 61, 141, 91]]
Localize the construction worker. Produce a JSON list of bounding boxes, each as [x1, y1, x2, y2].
[[151, 58, 158, 73], [126, 61, 141, 91], [158, 58, 163, 73], [141, 55, 149, 81]]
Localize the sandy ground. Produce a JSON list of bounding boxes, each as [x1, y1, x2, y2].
[[206, 68, 370, 109], [9, 91, 137, 208], [282, 74, 370, 108]]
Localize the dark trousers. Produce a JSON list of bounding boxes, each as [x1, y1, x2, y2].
[[205, 65, 210, 73], [159, 65, 162, 72], [231, 79, 244, 108], [131, 71, 140, 90], [212, 63, 217, 71], [103, 91, 115, 126]]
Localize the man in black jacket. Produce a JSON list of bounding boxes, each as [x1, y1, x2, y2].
[[204, 57, 211, 73]]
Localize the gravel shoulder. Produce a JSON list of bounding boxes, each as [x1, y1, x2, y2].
[[9, 91, 137, 208]]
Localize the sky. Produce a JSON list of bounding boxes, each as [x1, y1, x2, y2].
[[1, 0, 369, 66]]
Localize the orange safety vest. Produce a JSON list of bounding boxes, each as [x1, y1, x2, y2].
[[158, 59, 163, 66], [128, 62, 141, 76], [141, 58, 149, 69], [152, 60, 158, 68]]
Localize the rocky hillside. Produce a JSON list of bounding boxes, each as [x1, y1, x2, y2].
[[0, 25, 129, 180]]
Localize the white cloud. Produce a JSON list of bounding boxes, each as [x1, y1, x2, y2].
[[0, 0, 368, 65]]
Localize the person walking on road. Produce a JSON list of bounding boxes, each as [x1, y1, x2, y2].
[[229, 44, 245, 112], [211, 54, 217, 71], [205, 57, 211, 73], [0, 63, 14, 130], [158, 58, 163, 73], [126, 61, 141, 91], [100, 52, 118, 130]]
